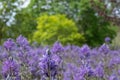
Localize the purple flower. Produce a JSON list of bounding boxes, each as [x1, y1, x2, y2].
[[105, 37, 111, 43], [81, 45, 90, 53], [0, 52, 8, 60], [87, 66, 95, 77], [52, 54, 61, 65], [108, 74, 118, 80], [63, 70, 72, 80], [3, 39, 15, 51], [39, 49, 61, 79], [109, 57, 120, 68], [2, 35, 120, 80], [2, 59, 20, 79], [66, 63, 86, 80], [118, 70, 120, 75], [94, 63, 104, 78], [99, 43, 110, 54], [16, 35, 29, 47], [80, 44, 90, 58], [52, 41, 64, 54]]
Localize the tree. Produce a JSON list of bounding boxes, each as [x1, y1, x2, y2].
[[90, 0, 120, 26], [9, 9, 37, 40], [0, 0, 25, 43], [32, 14, 85, 46], [0, 0, 117, 46], [28, 0, 116, 46], [79, 0, 116, 46]]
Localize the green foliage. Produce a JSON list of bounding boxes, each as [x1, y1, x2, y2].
[[29, 0, 116, 46], [10, 10, 37, 39], [0, 0, 26, 43], [0, 0, 117, 46], [33, 14, 85, 46], [79, 0, 117, 46], [28, 0, 81, 21]]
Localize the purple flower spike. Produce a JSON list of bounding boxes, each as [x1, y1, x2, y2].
[[16, 35, 29, 46], [94, 63, 104, 78], [80, 44, 90, 58], [99, 43, 110, 54], [105, 37, 111, 43], [39, 49, 61, 79], [3, 39, 15, 51], [109, 74, 118, 80], [52, 41, 64, 54], [2, 59, 20, 79]]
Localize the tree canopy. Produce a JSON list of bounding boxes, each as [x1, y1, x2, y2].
[[33, 14, 85, 46], [0, 0, 118, 46]]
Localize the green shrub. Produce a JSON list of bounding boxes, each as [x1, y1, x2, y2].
[[32, 14, 85, 46], [79, 0, 117, 46]]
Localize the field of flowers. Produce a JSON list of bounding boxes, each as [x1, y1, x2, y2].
[[0, 35, 120, 80]]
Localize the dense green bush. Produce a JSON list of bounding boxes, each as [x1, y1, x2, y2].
[[79, 0, 117, 46], [32, 14, 85, 46]]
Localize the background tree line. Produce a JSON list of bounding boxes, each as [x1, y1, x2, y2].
[[0, 0, 119, 46]]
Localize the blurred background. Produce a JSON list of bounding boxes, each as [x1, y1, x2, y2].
[[0, 0, 120, 47]]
